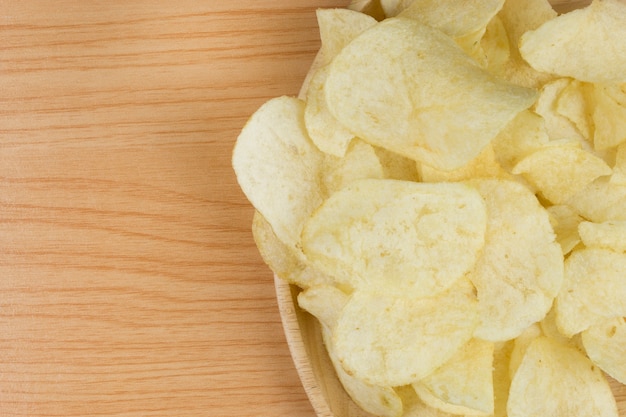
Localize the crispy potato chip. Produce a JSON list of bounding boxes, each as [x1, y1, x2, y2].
[[301, 179, 487, 297], [509, 324, 542, 380], [610, 143, 626, 185], [324, 17, 537, 170], [333, 278, 479, 386], [539, 306, 585, 351], [373, 146, 421, 182], [556, 79, 593, 140], [481, 15, 511, 75], [252, 211, 334, 289], [534, 78, 587, 143], [465, 179, 563, 342], [233, 97, 324, 252], [546, 205, 584, 256], [494, 0, 557, 88], [316, 8, 378, 67], [566, 176, 626, 222], [419, 144, 507, 183], [512, 142, 612, 205], [397, 385, 464, 417], [491, 110, 549, 171], [519, 0, 626, 83], [322, 139, 384, 194], [413, 338, 495, 415], [304, 66, 355, 157], [299, 286, 404, 417], [582, 316, 626, 385], [556, 248, 626, 337], [297, 285, 349, 330], [592, 83, 626, 151], [398, 0, 504, 39], [379, 0, 414, 17], [578, 220, 626, 253], [492, 341, 514, 417], [507, 336, 618, 417]]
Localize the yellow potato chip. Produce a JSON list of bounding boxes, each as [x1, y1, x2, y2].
[[520, 0, 626, 83], [556, 248, 626, 337], [566, 176, 626, 222], [491, 109, 549, 172], [297, 285, 349, 330], [301, 179, 487, 297], [592, 83, 626, 151], [534, 78, 587, 142], [481, 15, 511, 75], [333, 278, 479, 386], [379, 0, 414, 17], [555, 79, 593, 140], [304, 65, 355, 157], [578, 220, 626, 253], [397, 385, 464, 417], [373, 146, 421, 182], [546, 205, 584, 256], [316, 8, 378, 67], [582, 316, 626, 385], [398, 0, 504, 39], [252, 211, 334, 289], [512, 142, 612, 205], [322, 139, 384, 194], [610, 143, 626, 185], [465, 179, 563, 342], [233, 97, 324, 252], [419, 144, 506, 183], [494, 0, 557, 88], [508, 336, 618, 417], [492, 341, 514, 417], [509, 324, 542, 381], [413, 338, 495, 415], [324, 17, 537, 170]]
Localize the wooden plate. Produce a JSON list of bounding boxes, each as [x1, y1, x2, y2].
[[275, 1, 626, 416]]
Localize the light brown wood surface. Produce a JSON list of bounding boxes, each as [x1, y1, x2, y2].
[[0, 1, 349, 416]]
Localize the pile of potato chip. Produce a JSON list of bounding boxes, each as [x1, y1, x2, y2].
[[232, 0, 626, 416]]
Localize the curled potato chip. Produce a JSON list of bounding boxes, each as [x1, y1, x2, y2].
[[546, 205, 584, 256], [520, 0, 626, 83], [316, 8, 378, 66], [556, 248, 626, 337], [324, 17, 537, 170], [413, 338, 495, 416], [566, 176, 626, 222], [252, 211, 334, 289], [322, 139, 384, 194], [512, 142, 612, 205], [465, 179, 563, 342], [582, 316, 626, 385], [507, 336, 618, 417], [297, 285, 349, 330], [578, 220, 626, 252], [333, 278, 479, 386], [398, 0, 504, 39], [233, 96, 324, 252], [491, 110, 549, 171], [301, 178, 487, 297], [592, 84, 626, 151]]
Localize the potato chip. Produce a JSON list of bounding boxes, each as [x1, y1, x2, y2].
[[519, 0, 626, 83], [508, 324, 542, 380], [373, 146, 421, 182], [533, 78, 587, 143], [322, 139, 384, 194], [397, 385, 463, 417], [556, 248, 626, 337], [398, 0, 504, 39], [333, 278, 479, 386], [379, 0, 414, 17], [491, 110, 549, 172], [546, 205, 584, 256], [252, 211, 335, 289], [582, 316, 626, 385], [539, 306, 585, 351], [413, 338, 495, 415], [507, 336, 618, 417], [511, 142, 612, 205], [566, 176, 626, 222], [465, 179, 563, 342], [481, 15, 511, 76], [304, 66, 355, 157], [578, 220, 626, 253], [316, 8, 378, 67], [301, 179, 487, 297], [592, 83, 626, 151], [492, 341, 514, 417], [298, 285, 404, 417], [324, 17, 537, 170], [610, 143, 626, 185], [418, 144, 507, 183], [556, 79, 593, 141], [297, 285, 349, 330], [233, 97, 324, 252], [494, 0, 557, 88]]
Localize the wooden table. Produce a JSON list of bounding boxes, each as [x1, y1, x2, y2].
[[0, 1, 348, 415]]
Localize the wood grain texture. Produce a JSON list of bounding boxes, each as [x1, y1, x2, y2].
[[0, 1, 348, 416]]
